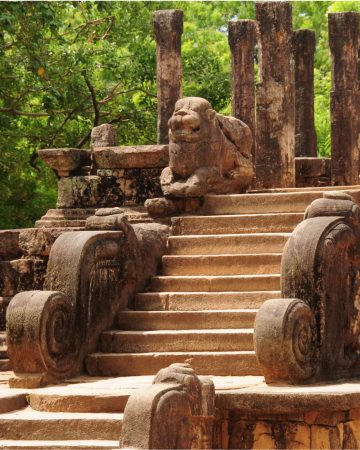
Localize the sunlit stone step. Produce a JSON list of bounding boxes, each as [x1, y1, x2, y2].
[[0, 407, 123, 440], [162, 253, 282, 276], [134, 291, 281, 311], [100, 329, 254, 353], [117, 310, 257, 330], [149, 274, 280, 292], [86, 351, 261, 377], [0, 441, 118, 449], [167, 233, 290, 255], [171, 213, 303, 235], [200, 187, 360, 215]]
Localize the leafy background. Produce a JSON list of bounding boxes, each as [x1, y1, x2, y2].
[[0, 1, 358, 229]]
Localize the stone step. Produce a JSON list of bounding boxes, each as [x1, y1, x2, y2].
[[100, 329, 254, 353], [149, 274, 280, 292], [0, 407, 123, 440], [0, 441, 118, 449], [168, 233, 290, 255], [171, 213, 303, 235], [27, 375, 153, 413], [117, 310, 257, 330], [134, 291, 281, 311], [86, 351, 261, 377], [200, 187, 360, 215], [162, 253, 282, 276]]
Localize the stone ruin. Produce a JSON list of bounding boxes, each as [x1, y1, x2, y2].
[[3, 2, 360, 449]]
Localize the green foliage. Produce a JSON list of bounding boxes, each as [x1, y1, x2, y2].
[[0, 1, 354, 229]]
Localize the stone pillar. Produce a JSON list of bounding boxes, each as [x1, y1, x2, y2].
[[228, 20, 257, 160], [255, 2, 295, 189], [329, 13, 360, 185], [293, 29, 317, 157], [153, 10, 183, 145]]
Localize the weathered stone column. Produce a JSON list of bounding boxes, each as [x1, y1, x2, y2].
[[153, 10, 183, 145], [329, 12, 360, 185], [228, 20, 257, 160], [293, 29, 317, 157], [255, 2, 295, 189]]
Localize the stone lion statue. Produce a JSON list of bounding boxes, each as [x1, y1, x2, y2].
[[160, 97, 254, 197]]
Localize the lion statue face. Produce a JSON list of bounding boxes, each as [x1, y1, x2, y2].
[[168, 97, 217, 144]]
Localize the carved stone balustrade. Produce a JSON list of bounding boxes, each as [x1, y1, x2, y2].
[[121, 363, 215, 449], [255, 191, 360, 384], [6, 215, 169, 388]]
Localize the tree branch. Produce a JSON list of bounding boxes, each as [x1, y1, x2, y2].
[[82, 70, 100, 127], [0, 107, 71, 117]]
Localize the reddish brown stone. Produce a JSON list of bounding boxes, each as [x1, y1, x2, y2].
[[255, 2, 295, 189], [228, 20, 257, 161], [293, 29, 317, 157], [0, 230, 21, 260], [93, 145, 169, 169], [296, 157, 331, 187], [153, 10, 183, 144], [161, 97, 254, 198], [329, 12, 360, 185]]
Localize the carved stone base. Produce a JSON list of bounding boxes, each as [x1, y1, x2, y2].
[[145, 197, 202, 218]]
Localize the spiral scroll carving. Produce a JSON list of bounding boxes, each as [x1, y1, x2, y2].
[[7, 290, 78, 384], [39, 292, 78, 375], [254, 298, 317, 384]]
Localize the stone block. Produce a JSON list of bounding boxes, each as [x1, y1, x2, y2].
[[57, 170, 162, 209], [93, 145, 169, 169], [0, 261, 17, 297], [296, 157, 331, 187], [57, 175, 125, 208], [0, 296, 12, 331], [19, 228, 71, 257], [0, 230, 21, 260], [91, 123, 118, 148], [10, 258, 47, 292], [310, 425, 341, 449], [39, 148, 91, 177]]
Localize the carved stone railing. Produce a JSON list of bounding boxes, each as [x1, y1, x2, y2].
[[120, 363, 215, 449], [7, 215, 169, 388], [255, 192, 360, 384]]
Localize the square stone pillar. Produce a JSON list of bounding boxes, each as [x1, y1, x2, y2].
[[329, 12, 360, 186], [255, 2, 295, 189], [153, 10, 183, 145], [228, 20, 257, 161], [293, 29, 317, 157]]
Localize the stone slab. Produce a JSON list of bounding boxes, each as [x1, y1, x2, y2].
[[0, 406, 123, 440], [0, 393, 27, 414], [93, 145, 169, 169], [216, 379, 360, 413], [0, 231, 22, 259], [0, 441, 118, 449], [39, 148, 91, 177]]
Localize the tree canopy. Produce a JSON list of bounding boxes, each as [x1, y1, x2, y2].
[[0, 1, 358, 229]]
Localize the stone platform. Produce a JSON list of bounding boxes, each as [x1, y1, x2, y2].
[[1, 371, 360, 448]]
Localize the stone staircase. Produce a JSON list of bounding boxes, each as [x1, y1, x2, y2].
[[86, 187, 360, 378], [2, 186, 360, 449]]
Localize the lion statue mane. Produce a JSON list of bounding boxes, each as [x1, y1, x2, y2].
[[160, 96, 254, 197]]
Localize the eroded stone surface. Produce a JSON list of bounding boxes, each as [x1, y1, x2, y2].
[[329, 12, 360, 185], [90, 124, 118, 149], [255, 192, 360, 384], [160, 97, 254, 198], [39, 148, 91, 177], [120, 363, 215, 449], [255, 2, 295, 189], [293, 29, 317, 157], [228, 20, 257, 161], [93, 145, 169, 169], [153, 10, 183, 144]]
